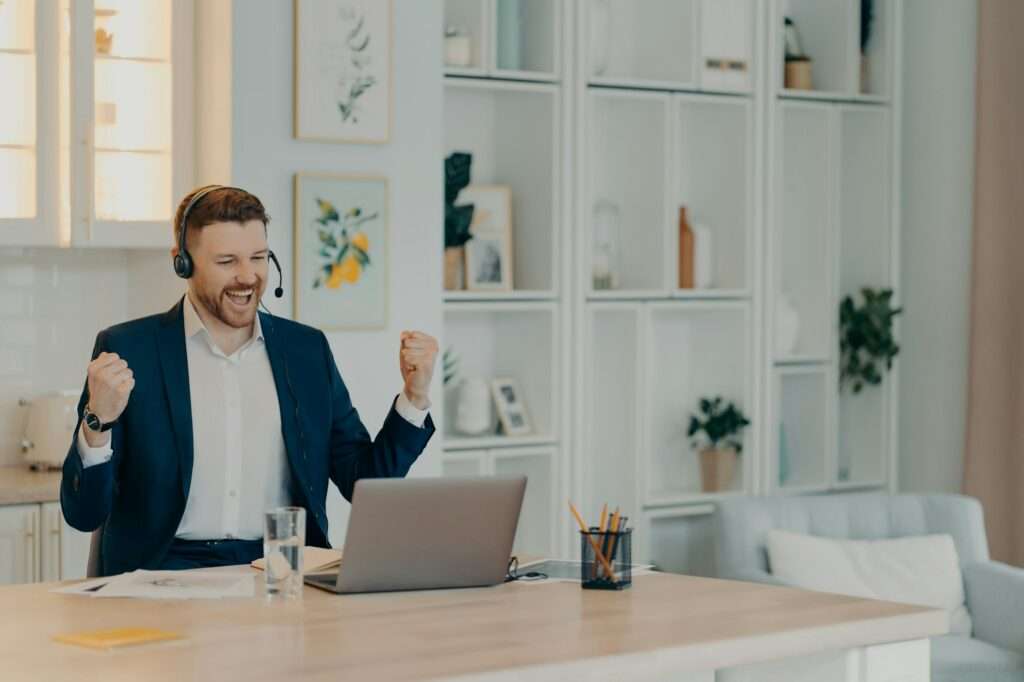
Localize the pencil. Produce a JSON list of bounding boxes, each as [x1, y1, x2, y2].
[[568, 502, 616, 580]]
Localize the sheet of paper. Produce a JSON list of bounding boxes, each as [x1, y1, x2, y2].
[[89, 570, 255, 599], [51, 577, 113, 596]]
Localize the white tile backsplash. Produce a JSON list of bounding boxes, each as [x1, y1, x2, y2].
[[0, 248, 177, 467]]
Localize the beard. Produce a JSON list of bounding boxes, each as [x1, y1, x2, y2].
[[194, 277, 264, 330]]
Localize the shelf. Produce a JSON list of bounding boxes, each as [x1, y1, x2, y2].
[[774, 101, 833, 360], [445, 79, 559, 292], [644, 303, 751, 503], [773, 366, 830, 491], [0, 48, 32, 55], [94, 55, 169, 65], [492, 0, 559, 78], [673, 95, 753, 291], [586, 90, 670, 292], [671, 289, 751, 301], [443, 0, 489, 73], [93, 0, 172, 63], [779, 89, 890, 105], [586, 0, 698, 88], [774, 355, 829, 366], [442, 304, 557, 443], [443, 435, 558, 451], [444, 290, 557, 303]]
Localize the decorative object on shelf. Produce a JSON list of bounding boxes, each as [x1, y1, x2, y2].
[[94, 8, 116, 56], [444, 26, 472, 68], [588, 0, 610, 76], [442, 346, 459, 387], [460, 185, 513, 291], [591, 199, 621, 290], [688, 397, 750, 493], [294, 0, 391, 143], [495, 0, 522, 72], [775, 293, 800, 356], [455, 377, 493, 436], [693, 223, 713, 289], [444, 152, 474, 291], [860, 0, 875, 93], [839, 287, 901, 394], [293, 172, 389, 329], [783, 17, 812, 90], [491, 377, 532, 437], [678, 206, 695, 288]]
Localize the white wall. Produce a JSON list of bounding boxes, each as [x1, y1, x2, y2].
[[898, 0, 977, 494], [228, 0, 444, 545]]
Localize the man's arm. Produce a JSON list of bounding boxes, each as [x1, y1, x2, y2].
[[324, 333, 434, 502], [60, 331, 133, 532]]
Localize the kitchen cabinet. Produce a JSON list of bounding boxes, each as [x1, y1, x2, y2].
[[0, 0, 195, 248], [0, 501, 91, 585], [0, 504, 39, 585]]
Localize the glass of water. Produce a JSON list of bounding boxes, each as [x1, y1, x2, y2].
[[263, 506, 305, 599]]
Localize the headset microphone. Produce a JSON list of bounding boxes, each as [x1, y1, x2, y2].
[[268, 250, 284, 298]]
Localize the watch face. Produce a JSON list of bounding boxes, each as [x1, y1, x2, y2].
[[85, 411, 102, 431]]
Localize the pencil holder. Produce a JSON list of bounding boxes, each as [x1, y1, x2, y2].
[[580, 528, 632, 590]]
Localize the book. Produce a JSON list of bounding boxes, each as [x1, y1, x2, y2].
[[250, 546, 342, 573]]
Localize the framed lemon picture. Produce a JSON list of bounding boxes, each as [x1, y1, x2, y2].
[[293, 173, 389, 329]]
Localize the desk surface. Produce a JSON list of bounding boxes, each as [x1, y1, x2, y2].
[[0, 568, 946, 681]]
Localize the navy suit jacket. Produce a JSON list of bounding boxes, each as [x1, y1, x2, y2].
[[61, 297, 434, 576]]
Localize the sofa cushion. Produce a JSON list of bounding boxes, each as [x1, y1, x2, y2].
[[932, 635, 1023, 682], [767, 529, 972, 635]]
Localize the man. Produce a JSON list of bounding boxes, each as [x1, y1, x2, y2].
[[61, 186, 438, 575]]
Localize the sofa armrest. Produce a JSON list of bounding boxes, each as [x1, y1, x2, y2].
[[964, 560, 1024, 653]]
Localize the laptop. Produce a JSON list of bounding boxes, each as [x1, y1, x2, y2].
[[304, 476, 527, 594]]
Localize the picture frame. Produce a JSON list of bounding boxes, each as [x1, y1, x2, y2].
[[491, 377, 532, 437], [293, 0, 393, 144], [460, 185, 513, 291], [293, 172, 389, 330]]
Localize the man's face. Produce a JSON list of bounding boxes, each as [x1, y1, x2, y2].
[[180, 220, 269, 329]]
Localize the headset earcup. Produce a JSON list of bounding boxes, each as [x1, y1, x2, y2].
[[173, 252, 192, 279]]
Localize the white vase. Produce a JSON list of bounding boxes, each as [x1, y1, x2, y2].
[[693, 224, 713, 289], [775, 293, 800, 355], [455, 377, 492, 435], [444, 33, 472, 68]]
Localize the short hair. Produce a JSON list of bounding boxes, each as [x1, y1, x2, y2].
[[172, 186, 271, 249]]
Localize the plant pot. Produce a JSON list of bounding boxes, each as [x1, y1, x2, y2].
[[859, 53, 870, 94], [784, 58, 812, 90], [698, 447, 738, 493], [444, 246, 465, 290]]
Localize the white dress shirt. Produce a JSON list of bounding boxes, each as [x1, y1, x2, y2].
[[77, 294, 428, 540]]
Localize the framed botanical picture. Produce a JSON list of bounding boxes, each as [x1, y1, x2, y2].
[[491, 377, 532, 437], [293, 0, 392, 143], [293, 173, 389, 329], [460, 185, 513, 291]]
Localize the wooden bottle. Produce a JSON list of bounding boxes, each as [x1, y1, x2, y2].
[[678, 206, 695, 289]]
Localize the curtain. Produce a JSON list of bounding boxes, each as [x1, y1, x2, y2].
[[964, 0, 1024, 566]]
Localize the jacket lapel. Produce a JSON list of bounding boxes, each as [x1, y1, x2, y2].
[[260, 312, 311, 502], [156, 297, 194, 500]]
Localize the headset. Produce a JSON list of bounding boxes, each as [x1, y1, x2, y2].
[[173, 184, 284, 299]]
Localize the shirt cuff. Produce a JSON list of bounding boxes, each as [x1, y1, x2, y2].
[[77, 427, 113, 468], [395, 391, 429, 428]]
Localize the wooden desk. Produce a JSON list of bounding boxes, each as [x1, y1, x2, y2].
[[0, 568, 947, 681]]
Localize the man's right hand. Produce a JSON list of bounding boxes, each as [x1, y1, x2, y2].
[[82, 352, 134, 448]]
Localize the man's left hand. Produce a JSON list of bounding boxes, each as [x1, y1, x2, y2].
[[400, 331, 438, 410]]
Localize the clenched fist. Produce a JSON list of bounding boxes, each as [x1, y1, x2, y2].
[[84, 352, 135, 438], [399, 331, 438, 410]]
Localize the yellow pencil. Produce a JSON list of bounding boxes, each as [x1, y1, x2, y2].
[[599, 504, 608, 532], [568, 501, 616, 580]]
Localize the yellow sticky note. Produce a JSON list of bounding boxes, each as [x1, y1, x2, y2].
[[53, 627, 183, 650]]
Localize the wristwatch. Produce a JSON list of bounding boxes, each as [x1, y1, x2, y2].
[[82, 404, 115, 433]]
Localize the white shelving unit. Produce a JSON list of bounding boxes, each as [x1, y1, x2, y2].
[[441, 0, 902, 570], [440, 0, 570, 559]]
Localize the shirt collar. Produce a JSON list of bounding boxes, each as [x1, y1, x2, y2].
[[183, 293, 264, 355]]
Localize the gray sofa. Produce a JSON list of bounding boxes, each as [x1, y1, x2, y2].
[[713, 494, 1024, 681]]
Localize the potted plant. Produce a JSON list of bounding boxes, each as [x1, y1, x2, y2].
[[444, 152, 474, 290], [839, 287, 901, 394], [687, 397, 750, 493]]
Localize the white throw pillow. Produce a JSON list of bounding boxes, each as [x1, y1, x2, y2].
[[766, 529, 972, 636]]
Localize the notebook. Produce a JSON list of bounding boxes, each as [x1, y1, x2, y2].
[[250, 546, 342, 573], [53, 628, 183, 650]]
